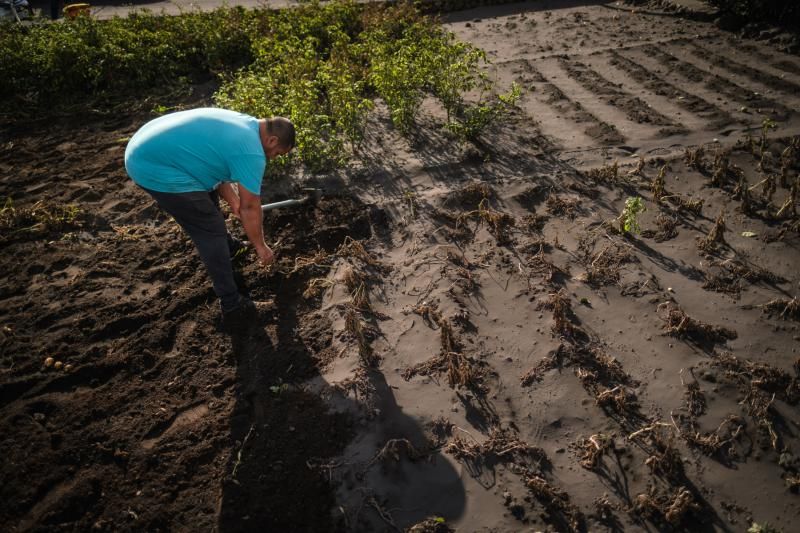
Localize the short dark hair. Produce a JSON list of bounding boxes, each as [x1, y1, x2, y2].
[[266, 117, 296, 150]]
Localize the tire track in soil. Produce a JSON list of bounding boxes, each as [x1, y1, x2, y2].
[[686, 42, 800, 103], [557, 56, 689, 137], [718, 39, 800, 78], [505, 58, 625, 149], [643, 44, 794, 121], [534, 56, 662, 147], [584, 51, 709, 134], [606, 49, 735, 131]]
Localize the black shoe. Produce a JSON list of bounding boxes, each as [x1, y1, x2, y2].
[[222, 298, 256, 334], [221, 298, 274, 334]]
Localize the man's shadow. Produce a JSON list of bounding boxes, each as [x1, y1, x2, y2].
[[341, 370, 466, 530], [217, 316, 467, 532]]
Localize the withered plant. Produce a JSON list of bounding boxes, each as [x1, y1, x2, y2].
[[628, 156, 646, 178], [680, 368, 706, 418], [733, 173, 754, 215], [759, 296, 800, 320], [303, 277, 335, 299], [586, 160, 619, 184], [575, 433, 614, 470], [337, 236, 390, 272], [343, 266, 372, 312], [540, 290, 580, 339], [697, 210, 726, 252], [584, 243, 637, 287], [333, 366, 377, 413], [676, 414, 745, 460], [545, 194, 581, 218], [657, 301, 737, 344], [524, 474, 585, 532], [634, 486, 700, 527], [344, 306, 380, 367], [684, 147, 706, 172], [651, 165, 667, 204]]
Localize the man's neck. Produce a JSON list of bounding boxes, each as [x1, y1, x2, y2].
[[258, 119, 269, 156]]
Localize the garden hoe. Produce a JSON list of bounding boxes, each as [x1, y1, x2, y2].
[[260, 188, 322, 212]]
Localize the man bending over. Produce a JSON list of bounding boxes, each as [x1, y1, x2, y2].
[[124, 107, 294, 328]]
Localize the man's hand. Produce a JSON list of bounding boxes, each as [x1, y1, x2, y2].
[[237, 186, 273, 268], [255, 244, 275, 267]]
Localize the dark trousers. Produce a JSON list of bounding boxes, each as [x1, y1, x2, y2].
[[141, 187, 242, 312]]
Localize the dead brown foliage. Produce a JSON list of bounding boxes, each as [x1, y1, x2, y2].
[[545, 194, 581, 218], [444, 427, 546, 469], [539, 290, 581, 339], [634, 486, 700, 526], [684, 146, 706, 172], [456, 198, 515, 244], [584, 243, 638, 287], [759, 296, 800, 320], [337, 236, 390, 273], [524, 474, 585, 532], [574, 433, 614, 470], [697, 209, 726, 252], [657, 302, 737, 344], [344, 306, 381, 367], [586, 160, 619, 184]]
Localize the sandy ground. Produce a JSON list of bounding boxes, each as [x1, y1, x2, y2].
[[2, 1, 800, 532]]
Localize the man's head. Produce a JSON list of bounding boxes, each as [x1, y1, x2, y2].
[[261, 116, 296, 159]]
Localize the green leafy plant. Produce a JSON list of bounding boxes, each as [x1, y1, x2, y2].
[[619, 197, 645, 235]]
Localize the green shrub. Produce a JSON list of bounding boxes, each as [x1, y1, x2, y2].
[[709, 0, 800, 27], [1, 1, 519, 171]]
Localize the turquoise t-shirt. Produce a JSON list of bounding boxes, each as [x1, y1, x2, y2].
[[124, 108, 266, 195]]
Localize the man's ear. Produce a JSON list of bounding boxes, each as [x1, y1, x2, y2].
[[266, 135, 280, 148]]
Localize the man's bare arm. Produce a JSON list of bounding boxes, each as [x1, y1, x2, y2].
[[217, 182, 241, 218], [238, 187, 274, 266]]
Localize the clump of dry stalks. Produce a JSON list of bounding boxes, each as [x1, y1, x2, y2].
[[702, 257, 784, 294], [653, 213, 678, 242], [697, 209, 726, 252], [291, 249, 331, 274], [545, 194, 581, 218], [337, 236, 390, 273], [445, 426, 546, 468], [676, 414, 745, 460], [684, 146, 706, 172], [710, 351, 800, 450], [586, 160, 619, 184], [710, 148, 739, 187], [448, 182, 494, 209], [627, 423, 684, 480], [574, 433, 614, 470], [651, 165, 667, 204], [628, 156, 646, 178], [634, 486, 701, 526], [583, 243, 638, 287], [759, 296, 800, 321], [343, 265, 372, 312], [333, 366, 377, 414], [539, 290, 581, 339], [657, 302, 737, 344], [524, 474, 585, 531], [526, 243, 567, 286], [732, 173, 755, 215], [595, 385, 636, 416], [366, 438, 426, 470], [680, 368, 706, 417], [344, 306, 380, 367], [402, 306, 487, 393], [456, 198, 515, 244]]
